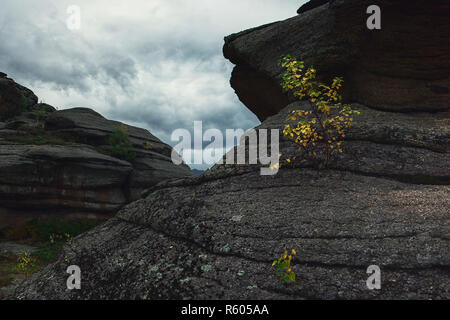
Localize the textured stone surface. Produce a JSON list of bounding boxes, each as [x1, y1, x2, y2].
[[224, 0, 450, 120], [261, 102, 450, 184], [9, 168, 450, 300], [0, 76, 192, 223], [0, 143, 132, 212], [44, 107, 192, 200], [9, 101, 450, 300]]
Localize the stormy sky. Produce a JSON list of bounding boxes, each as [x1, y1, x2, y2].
[[0, 0, 304, 169]]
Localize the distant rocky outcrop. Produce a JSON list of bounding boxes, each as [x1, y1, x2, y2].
[[297, 0, 329, 14], [0, 75, 192, 228], [0, 73, 38, 121], [7, 0, 450, 300], [223, 0, 450, 121]]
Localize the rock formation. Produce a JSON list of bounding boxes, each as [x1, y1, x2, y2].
[[224, 0, 450, 121], [0, 75, 192, 228], [7, 0, 450, 300], [0, 73, 38, 121], [297, 0, 329, 14]]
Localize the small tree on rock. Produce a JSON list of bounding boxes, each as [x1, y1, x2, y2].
[[280, 55, 360, 167], [108, 125, 136, 162]]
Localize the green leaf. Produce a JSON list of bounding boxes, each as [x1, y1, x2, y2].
[[289, 273, 296, 282]]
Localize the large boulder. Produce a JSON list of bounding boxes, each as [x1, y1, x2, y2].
[[211, 102, 450, 184], [223, 0, 450, 121], [44, 107, 192, 200], [0, 144, 131, 220], [10, 101, 449, 299], [0, 76, 192, 225]]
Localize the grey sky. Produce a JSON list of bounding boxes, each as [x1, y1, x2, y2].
[[0, 0, 304, 169]]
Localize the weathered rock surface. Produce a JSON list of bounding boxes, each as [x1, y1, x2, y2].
[[224, 0, 450, 120], [10, 100, 450, 299], [5, 0, 450, 300], [259, 102, 450, 185], [0, 75, 192, 223], [10, 171, 450, 300], [0, 143, 132, 212], [44, 107, 192, 200]]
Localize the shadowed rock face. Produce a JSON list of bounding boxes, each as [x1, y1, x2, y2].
[[10, 101, 450, 300], [0, 76, 192, 223], [44, 107, 192, 201], [0, 144, 132, 211], [224, 0, 450, 121], [0, 74, 38, 121]]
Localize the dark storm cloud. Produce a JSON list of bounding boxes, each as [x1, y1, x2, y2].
[[0, 0, 304, 169]]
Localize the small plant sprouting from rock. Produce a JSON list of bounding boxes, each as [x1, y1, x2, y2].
[[14, 251, 37, 275], [144, 141, 153, 150], [108, 125, 136, 162], [280, 55, 360, 167], [272, 249, 296, 283]]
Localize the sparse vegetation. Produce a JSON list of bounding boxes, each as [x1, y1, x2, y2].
[[273, 249, 297, 283], [280, 55, 360, 167], [0, 218, 102, 289], [108, 125, 136, 162], [144, 141, 153, 150], [13, 251, 37, 275], [2, 218, 101, 243], [3, 126, 70, 145], [4, 133, 68, 145]]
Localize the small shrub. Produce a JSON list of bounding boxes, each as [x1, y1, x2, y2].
[[108, 125, 136, 162], [49, 232, 72, 244], [273, 249, 297, 283], [13, 251, 37, 275], [144, 141, 153, 150], [280, 55, 360, 167]]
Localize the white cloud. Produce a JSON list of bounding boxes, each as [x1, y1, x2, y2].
[[0, 0, 305, 170]]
